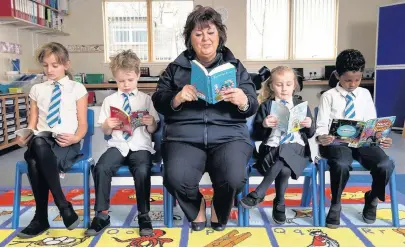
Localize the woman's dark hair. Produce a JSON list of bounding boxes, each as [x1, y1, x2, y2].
[[183, 5, 227, 52], [335, 49, 365, 76]]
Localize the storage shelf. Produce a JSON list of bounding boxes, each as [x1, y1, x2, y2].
[[0, 16, 69, 36], [29, 0, 68, 16]]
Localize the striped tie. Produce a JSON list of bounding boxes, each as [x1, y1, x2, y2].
[[344, 93, 355, 119], [279, 100, 294, 145], [46, 82, 61, 128], [122, 93, 132, 140]]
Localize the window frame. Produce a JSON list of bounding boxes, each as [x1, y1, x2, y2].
[[103, 0, 192, 63], [246, 0, 339, 61]]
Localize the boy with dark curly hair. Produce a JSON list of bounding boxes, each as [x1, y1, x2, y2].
[[315, 49, 394, 228]]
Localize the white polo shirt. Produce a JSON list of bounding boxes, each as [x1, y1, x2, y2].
[[98, 89, 160, 157], [29, 76, 88, 135], [315, 83, 377, 138]]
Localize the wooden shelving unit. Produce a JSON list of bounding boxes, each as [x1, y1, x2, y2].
[[0, 93, 29, 150], [0, 0, 69, 36], [85, 83, 158, 94], [304, 80, 374, 86]]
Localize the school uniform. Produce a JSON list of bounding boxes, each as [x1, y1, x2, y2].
[[94, 89, 159, 214], [25, 76, 87, 172], [253, 97, 315, 178], [22, 76, 87, 233], [316, 83, 394, 205]]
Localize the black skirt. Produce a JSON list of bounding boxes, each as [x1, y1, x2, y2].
[[254, 143, 308, 179], [25, 134, 83, 173]]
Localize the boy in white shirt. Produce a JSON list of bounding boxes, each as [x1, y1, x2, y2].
[[85, 50, 159, 236], [316, 49, 394, 229]]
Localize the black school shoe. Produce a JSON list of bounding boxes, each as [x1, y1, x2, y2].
[[272, 200, 286, 224], [362, 191, 377, 224], [85, 216, 111, 236], [17, 215, 50, 239], [60, 202, 80, 230], [138, 213, 153, 236], [240, 192, 264, 209], [326, 204, 342, 229]]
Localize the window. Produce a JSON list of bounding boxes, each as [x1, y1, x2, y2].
[[104, 0, 194, 62], [247, 0, 337, 60]]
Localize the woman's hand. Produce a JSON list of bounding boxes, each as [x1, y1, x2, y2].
[[56, 133, 80, 147], [317, 135, 335, 146], [379, 137, 392, 149], [263, 115, 278, 128], [222, 88, 248, 106], [176, 85, 198, 103], [16, 133, 34, 147], [300, 117, 312, 128]]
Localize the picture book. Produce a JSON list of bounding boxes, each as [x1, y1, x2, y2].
[[270, 101, 308, 133], [328, 116, 396, 148], [110, 106, 149, 135], [191, 60, 236, 104], [15, 128, 57, 139]]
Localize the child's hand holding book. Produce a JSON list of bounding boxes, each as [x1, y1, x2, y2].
[[379, 137, 392, 149], [16, 132, 34, 147], [104, 117, 122, 129], [263, 115, 278, 128], [317, 135, 335, 146], [300, 117, 312, 128], [141, 114, 155, 126]]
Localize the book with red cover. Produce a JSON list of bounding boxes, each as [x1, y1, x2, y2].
[[110, 106, 149, 135]]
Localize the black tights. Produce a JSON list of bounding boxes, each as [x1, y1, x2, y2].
[[255, 160, 291, 204], [25, 137, 69, 219]]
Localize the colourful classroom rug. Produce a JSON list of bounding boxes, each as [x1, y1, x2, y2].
[[0, 184, 405, 247]]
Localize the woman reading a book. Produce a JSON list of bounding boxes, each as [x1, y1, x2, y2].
[[152, 5, 258, 232]]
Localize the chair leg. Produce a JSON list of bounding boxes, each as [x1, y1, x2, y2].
[[311, 165, 319, 226], [243, 177, 250, 227], [167, 191, 174, 228], [319, 160, 326, 227], [12, 166, 22, 229], [301, 176, 311, 207], [236, 192, 243, 227], [389, 170, 399, 227], [163, 186, 168, 226], [83, 162, 91, 228]]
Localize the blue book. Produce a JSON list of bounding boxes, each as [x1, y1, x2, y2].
[[191, 60, 237, 104]]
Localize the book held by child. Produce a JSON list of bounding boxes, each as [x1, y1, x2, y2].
[[328, 116, 396, 148], [191, 60, 236, 104], [110, 106, 149, 135], [270, 101, 308, 133]]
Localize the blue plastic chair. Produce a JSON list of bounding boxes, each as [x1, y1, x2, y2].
[[100, 114, 176, 227], [318, 159, 399, 227], [313, 107, 399, 227], [242, 115, 319, 226], [12, 109, 95, 228]]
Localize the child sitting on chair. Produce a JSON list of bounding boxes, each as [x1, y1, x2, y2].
[[85, 50, 159, 236], [315, 49, 394, 228], [240, 66, 315, 224]]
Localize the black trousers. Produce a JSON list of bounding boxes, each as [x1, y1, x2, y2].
[[93, 148, 152, 214], [163, 140, 252, 224], [24, 137, 70, 219], [319, 145, 394, 203]]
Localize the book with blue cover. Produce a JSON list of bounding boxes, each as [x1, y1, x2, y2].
[[191, 60, 237, 104]]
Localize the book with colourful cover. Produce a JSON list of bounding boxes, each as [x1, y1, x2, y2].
[[328, 116, 396, 148], [191, 60, 236, 104], [110, 106, 149, 135], [270, 101, 308, 133]]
